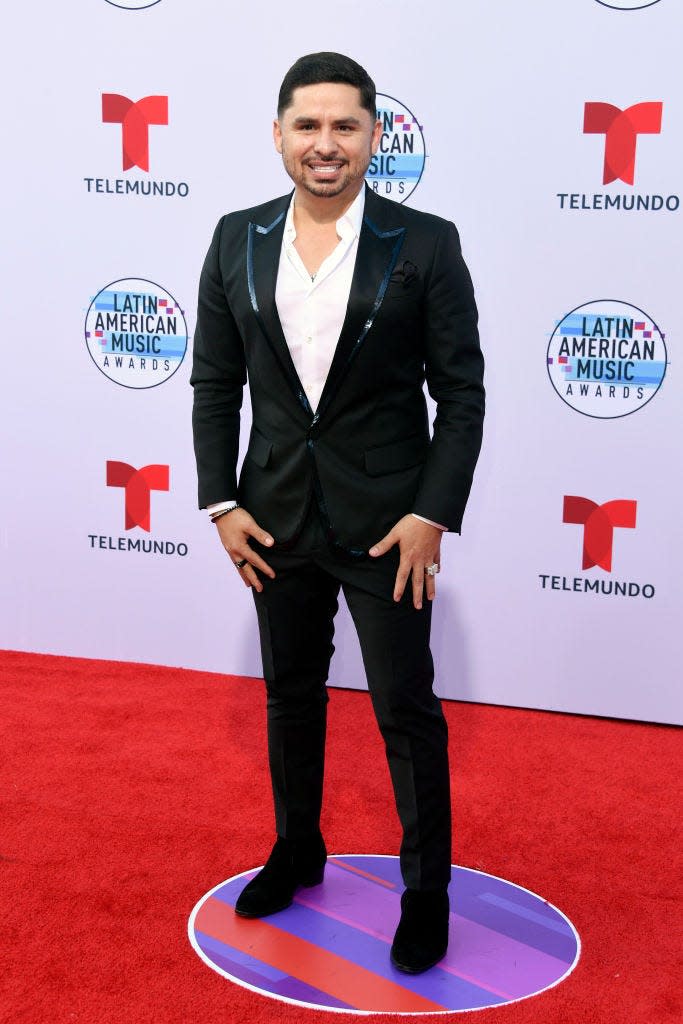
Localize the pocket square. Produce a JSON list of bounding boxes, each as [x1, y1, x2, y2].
[[390, 259, 419, 288]]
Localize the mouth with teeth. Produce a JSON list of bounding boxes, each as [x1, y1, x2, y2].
[[307, 162, 344, 176]]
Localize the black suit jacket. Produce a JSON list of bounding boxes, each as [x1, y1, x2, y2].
[[191, 186, 484, 554]]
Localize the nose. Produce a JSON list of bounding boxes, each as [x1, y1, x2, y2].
[[314, 127, 337, 156]]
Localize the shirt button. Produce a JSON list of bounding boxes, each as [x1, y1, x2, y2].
[[306, 336, 313, 344]]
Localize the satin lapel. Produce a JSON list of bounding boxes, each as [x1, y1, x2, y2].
[[247, 203, 312, 416], [315, 212, 405, 422]]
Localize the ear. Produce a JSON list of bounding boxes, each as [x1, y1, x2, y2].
[[273, 119, 283, 154], [371, 117, 382, 156]]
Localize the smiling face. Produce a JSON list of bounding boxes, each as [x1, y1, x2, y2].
[[274, 82, 382, 202]]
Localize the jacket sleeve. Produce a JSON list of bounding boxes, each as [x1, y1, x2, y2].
[[412, 220, 485, 533], [190, 216, 247, 509]]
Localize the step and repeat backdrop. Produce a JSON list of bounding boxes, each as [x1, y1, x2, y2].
[[2, 0, 680, 724]]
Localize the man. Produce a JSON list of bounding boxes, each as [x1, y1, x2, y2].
[[191, 52, 484, 974]]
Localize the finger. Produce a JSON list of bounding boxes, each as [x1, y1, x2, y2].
[[247, 522, 275, 547], [216, 511, 274, 552], [243, 548, 276, 579], [425, 569, 436, 602], [425, 549, 441, 601], [369, 529, 396, 558], [240, 563, 263, 592], [393, 560, 411, 603], [411, 561, 425, 610], [227, 542, 275, 579]]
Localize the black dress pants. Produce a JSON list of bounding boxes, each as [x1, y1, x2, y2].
[[251, 504, 452, 891]]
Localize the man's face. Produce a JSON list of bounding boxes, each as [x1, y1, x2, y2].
[[274, 82, 382, 200]]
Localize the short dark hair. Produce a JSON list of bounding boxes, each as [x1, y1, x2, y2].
[[277, 52, 376, 119]]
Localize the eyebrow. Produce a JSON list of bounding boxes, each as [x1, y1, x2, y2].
[[291, 116, 362, 126]]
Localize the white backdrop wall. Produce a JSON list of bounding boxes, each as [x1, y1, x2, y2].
[[1, 0, 680, 724]]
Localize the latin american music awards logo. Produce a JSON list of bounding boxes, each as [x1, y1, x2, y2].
[[85, 279, 188, 388], [595, 1, 662, 9], [84, 92, 189, 198], [547, 300, 667, 418], [104, 0, 162, 9], [365, 95, 425, 203]]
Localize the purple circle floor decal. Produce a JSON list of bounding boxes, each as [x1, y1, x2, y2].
[[188, 855, 580, 1014]]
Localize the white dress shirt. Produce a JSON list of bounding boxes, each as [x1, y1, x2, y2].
[[207, 188, 445, 531], [275, 187, 364, 413]]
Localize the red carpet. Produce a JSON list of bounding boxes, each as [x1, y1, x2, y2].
[[1, 650, 680, 1023]]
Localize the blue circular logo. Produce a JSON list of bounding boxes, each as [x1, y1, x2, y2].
[[104, 0, 162, 9], [595, 1, 662, 9], [85, 278, 187, 389], [366, 95, 425, 203], [189, 855, 580, 1014], [547, 299, 667, 418]]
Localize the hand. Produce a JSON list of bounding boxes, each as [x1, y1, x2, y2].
[[215, 508, 276, 592], [369, 515, 442, 609]]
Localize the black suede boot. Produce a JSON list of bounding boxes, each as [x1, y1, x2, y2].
[[390, 887, 450, 973], [234, 834, 327, 917]]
